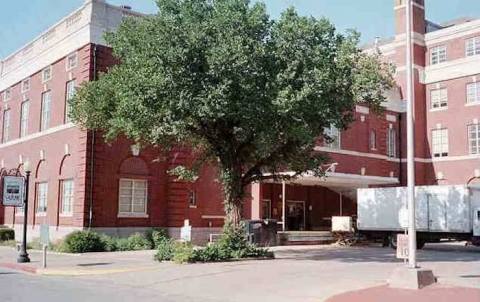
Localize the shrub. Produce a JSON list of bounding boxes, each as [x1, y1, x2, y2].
[[153, 223, 273, 263], [127, 233, 152, 250], [146, 229, 169, 248], [172, 242, 196, 264], [100, 234, 118, 252], [62, 231, 105, 253], [113, 238, 130, 251], [0, 228, 14, 242], [154, 238, 175, 262]]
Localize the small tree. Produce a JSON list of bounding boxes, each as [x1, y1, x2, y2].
[[71, 0, 393, 227]]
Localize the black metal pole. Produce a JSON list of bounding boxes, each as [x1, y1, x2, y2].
[[17, 171, 30, 263]]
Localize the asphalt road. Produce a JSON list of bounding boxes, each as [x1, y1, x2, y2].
[[0, 268, 180, 302]]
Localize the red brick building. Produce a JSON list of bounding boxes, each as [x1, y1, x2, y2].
[[1, 0, 479, 242]]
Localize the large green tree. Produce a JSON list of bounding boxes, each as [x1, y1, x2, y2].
[[71, 0, 393, 226]]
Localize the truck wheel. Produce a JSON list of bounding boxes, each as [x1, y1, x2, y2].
[[472, 237, 480, 247], [416, 239, 426, 249], [389, 234, 397, 249]]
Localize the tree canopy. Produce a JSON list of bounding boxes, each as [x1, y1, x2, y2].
[[71, 0, 394, 225]]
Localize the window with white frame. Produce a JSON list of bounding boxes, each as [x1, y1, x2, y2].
[[2, 89, 11, 102], [118, 179, 147, 215], [431, 88, 448, 109], [432, 128, 449, 157], [370, 130, 377, 150], [36, 182, 48, 213], [65, 80, 76, 123], [467, 82, 480, 104], [324, 125, 340, 149], [430, 45, 447, 65], [466, 37, 480, 57], [20, 101, 29, 138], [387, 127, 396, 158], [60, 179, 74, 214], [468, 124, 480, 155], [21, 78, 30, 93], [2, 110, 10, 143], [40, 91, 51, 131], [42, 66, 52, 83], [66, 52, 78, 70]]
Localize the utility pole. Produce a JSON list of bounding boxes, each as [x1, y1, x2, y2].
[[405, 0, 417, 269]]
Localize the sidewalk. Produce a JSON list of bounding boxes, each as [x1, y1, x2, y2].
[[0, 246, 161, 275], [326, 284, 480, 302]]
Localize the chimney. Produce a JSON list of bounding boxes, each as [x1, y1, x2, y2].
[[394, 0, 426, 36]]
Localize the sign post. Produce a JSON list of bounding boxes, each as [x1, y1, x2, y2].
[[17, 169, 31, 263], [0, 165, 31, 263]]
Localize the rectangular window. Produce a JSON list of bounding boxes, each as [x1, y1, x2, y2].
[[468, 124, 480, 155], [20, 101, 29, 138], [431, 88, 448, 109], [467, 82, 480, 104], [3, 89, 11, 102], [430, 45, 447, 65], [36, 182, 48, 213], [2, 110, 10, 143], [21, 78, 30, 93], [432, 128, 449, 157], [370, 130, 377, 150], [42, 66, 52, 83], [466, 37, 480, 57], [40, 91, 52, 131], [188, 190, 197, 208], [118, 179, 147, 215], [324, 125, 341, 149], [387, 127, 396, 158], [65, 80, 76, 123], [60, 179, 74, 214], [66, 52, 78, 70]]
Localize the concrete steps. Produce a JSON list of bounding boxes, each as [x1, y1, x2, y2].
[[278, 231, 334, 246]]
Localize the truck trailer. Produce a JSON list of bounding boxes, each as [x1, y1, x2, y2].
[[356, 185, 480, 248]]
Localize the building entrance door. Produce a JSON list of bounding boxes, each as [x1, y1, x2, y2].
[[286, 201, 305, 231]]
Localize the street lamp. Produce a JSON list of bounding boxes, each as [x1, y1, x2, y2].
[[17, 160, 31, 263]]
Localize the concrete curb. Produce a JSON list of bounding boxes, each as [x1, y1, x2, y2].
[[0, 262, 37, 274]]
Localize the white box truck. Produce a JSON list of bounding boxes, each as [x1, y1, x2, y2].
[[357, 185, 480, 248]]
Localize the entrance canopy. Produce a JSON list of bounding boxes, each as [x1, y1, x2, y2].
[[265, 171, 399, 190]]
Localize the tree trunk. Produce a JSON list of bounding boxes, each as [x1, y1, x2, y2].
[[221, 168, 245, 228]]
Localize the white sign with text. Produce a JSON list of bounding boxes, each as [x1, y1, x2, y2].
[[2, 176, 25, 207]]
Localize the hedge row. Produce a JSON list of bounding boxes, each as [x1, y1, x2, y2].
[[58, 229, 168, 253]]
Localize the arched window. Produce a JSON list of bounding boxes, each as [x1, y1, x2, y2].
[[118, 157, 149, 217]]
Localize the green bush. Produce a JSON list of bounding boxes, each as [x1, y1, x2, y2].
[[146, 229, 169, 248], [100, 234, 118, 252], [153, 223, 273, 263], [62, 231, 106, 253], [172, 242, 196, 264], [154, 238, 175, 261], [127, 233, 152, 250], [0, 228, 14, 241]]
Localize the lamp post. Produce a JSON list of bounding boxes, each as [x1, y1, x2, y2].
[[17, 161, 31, 263], [405, 0, 417, 269]]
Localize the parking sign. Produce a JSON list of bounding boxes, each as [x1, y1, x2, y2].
[[2, 176, 25, 207]]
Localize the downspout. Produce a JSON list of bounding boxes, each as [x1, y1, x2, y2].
[[88, 44, 97, 229], [398, 113, 403, 184]]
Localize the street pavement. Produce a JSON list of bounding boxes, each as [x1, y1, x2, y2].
[[0, 243, 478, 302]]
